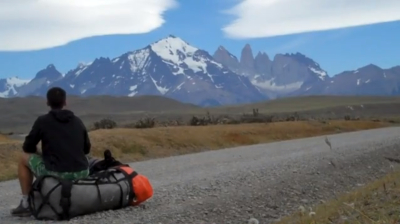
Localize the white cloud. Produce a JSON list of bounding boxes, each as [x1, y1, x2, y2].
[[272, 35, 314, 53], [0, 0, 177, 51], [222, 0, 400, 39]]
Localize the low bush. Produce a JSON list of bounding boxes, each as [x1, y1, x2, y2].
[[93, 118, 117, 130]]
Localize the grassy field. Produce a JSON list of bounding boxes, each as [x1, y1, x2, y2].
[[0, 134, 12, 143], [0, 120, 390, 181], [214, 95, 400, 113], [0, 95, 200, 133], [1, 95, 400, 133], [275, 170, 400, 224]]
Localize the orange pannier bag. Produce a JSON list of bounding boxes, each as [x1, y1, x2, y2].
[[115, 166, 154, 206]]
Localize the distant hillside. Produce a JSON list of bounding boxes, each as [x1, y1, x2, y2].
[[0, 95, 200, 133], [0, 95, 200, 115], [2, 95, 400, 134], [213, 95, 400, 113]]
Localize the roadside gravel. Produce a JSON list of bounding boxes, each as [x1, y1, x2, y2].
[[1, 127, 400, 224]]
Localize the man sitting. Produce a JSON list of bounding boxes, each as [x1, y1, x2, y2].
[[11, 87, 91, 217]]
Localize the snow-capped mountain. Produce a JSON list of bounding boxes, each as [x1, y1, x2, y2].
[[313, 64, 400, 96], [213, 44, 400, 99], [0, 76, 30, 97], [13, 35, 265, 106], [1, 35, 400, 105], [213, 46, 329, 98], [16, 64, 63, 97]]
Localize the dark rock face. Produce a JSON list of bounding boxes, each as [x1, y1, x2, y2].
[[213, 46, 241, 74], [239, 44, 255, 75]]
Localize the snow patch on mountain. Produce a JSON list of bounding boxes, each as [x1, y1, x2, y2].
[[151, 36, 198, 63], [7, 77, 30, 87], [150, 36, 223, 76], [75, 64, 89, 76], [127, 48, 151, 72], [0, 76, 30, 97], [150, 75, 169, 94], [72, 62, 94, 77], [128, 85, 138, 97], [251, 77, 303, 93], [309, 67, 328, 80]]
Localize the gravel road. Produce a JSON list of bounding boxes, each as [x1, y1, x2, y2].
[[1, 127, 400, 224]]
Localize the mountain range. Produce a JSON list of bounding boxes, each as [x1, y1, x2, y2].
[[1, 35, 399, 106]]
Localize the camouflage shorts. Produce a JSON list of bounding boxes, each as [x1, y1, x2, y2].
[[28, 154, 89, 180]]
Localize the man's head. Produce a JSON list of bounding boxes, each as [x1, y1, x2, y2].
[[46, 87, 66, 109]]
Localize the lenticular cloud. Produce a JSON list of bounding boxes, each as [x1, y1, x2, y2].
[[0, 0, 177, 51], [222, 0, 400, 39]]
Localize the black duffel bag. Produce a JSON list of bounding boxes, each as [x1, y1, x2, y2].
[[28, 150, 153, 221]]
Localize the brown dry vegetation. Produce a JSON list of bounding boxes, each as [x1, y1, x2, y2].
[[275, 170, 400, 224], [0, 134, 8, 142], [0, 120, 390, 181]]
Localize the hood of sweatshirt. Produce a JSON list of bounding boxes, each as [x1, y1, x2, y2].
[[49, 109, 75, 123]]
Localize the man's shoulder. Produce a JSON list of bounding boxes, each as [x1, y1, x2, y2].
[[29, 113, 49, 129], [36, 113, 49, 121], [71, 115, 86, 127], [36, 111, 85, 126], [72, 114, 83, 122]]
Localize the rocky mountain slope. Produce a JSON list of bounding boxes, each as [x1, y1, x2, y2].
[[3, 36, 266, 106], [0, 35, 399, 106], [213, 44, 400, 99], [213, 45, 329, 98], [0, 77, 30, 98]]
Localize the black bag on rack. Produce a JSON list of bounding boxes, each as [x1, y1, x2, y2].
[[28, 150, 153, 221], [28, 167, 132, 220]]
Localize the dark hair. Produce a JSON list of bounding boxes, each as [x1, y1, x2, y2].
[[46, 87, 66, 109]]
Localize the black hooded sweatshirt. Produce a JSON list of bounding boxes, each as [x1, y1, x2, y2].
[[23, 109, 91, 173]]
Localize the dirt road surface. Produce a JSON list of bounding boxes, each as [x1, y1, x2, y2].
[[1, 127, 400, 224]]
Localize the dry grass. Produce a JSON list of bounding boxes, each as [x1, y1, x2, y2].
[[0, 134, 8, 142], [0, 134, 16, 144], [275, 170, 400, 224], [0, 120, 389, 181], [87, 120, 388, 160]]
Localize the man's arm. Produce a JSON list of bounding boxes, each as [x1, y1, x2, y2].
[[22, 117, 42, 153]]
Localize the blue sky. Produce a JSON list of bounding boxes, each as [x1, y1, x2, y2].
[[0, 0, 399, 79]]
